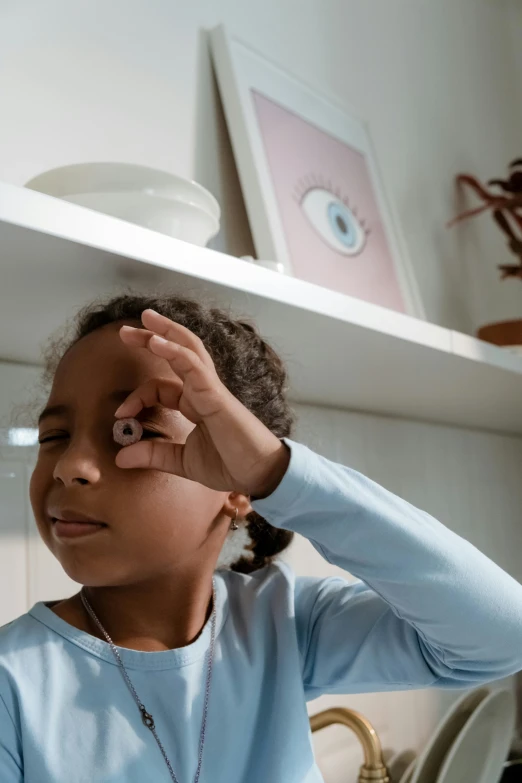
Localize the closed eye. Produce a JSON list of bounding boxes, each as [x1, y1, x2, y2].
[[38, 433, 68, 445]]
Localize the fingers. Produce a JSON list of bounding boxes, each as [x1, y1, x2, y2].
[[115, 438, 187, 476], [114, 377, 183, 419], [145, 335, 215, 390], [140, 309, 214, 369], [118, 309, 217, 382], [116, 309, 226, 421]]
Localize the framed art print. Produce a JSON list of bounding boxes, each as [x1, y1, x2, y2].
[[210, 24, 426, 318]]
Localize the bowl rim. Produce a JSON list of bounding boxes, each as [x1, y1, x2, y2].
[[25, 162, 221, 220]]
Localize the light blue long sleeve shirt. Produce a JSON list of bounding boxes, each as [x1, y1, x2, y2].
[[1, 438, 522, 782]]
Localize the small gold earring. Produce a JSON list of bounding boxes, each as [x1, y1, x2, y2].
[[230, 508, 239, 530]]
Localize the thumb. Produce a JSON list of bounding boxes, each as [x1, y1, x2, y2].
[[115, 439, 187, 477]]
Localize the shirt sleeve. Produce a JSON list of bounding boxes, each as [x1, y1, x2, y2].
[[250, 438, 522, 697], [0, 692, 23, 781]]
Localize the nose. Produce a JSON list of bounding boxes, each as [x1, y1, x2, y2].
[[52, 441, 103, 486]]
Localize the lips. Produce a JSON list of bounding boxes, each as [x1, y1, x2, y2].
[[52, 520, 107, 539], [48, 508, 107, 526]]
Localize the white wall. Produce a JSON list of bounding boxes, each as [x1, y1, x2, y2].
[[505, 0, 522, 133], [1, 0, 521, 333]]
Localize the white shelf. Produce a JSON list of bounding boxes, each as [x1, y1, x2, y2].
[[1, 180, 522, 435]]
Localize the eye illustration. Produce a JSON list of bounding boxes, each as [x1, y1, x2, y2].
[[295, 176, 370, 257], [300, 188, 368, 256]]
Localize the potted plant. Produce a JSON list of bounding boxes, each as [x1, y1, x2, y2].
[[449, 158, 522, 353]]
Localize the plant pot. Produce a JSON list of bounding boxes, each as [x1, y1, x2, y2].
[[477, 319, 522, 356]]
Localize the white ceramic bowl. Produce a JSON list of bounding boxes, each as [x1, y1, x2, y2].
[[25, 162, 221, 247]]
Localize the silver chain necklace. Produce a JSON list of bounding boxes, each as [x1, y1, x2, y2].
[[80, 580, 217, 783]]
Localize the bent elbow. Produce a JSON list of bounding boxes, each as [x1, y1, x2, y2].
[[420, 638, 522, 688]]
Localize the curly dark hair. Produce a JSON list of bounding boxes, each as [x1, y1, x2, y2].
[[36, 289, 296, 574]]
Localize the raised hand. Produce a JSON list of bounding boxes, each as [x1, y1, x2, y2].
[[114, 309, 290, 499]]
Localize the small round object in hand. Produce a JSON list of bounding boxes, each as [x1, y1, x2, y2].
[[113, 417, 143, 446]]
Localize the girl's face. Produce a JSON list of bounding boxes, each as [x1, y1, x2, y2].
[[29, 321, 230, 588]]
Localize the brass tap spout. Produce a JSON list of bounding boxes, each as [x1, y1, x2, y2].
[[310, 707, 390, 782]]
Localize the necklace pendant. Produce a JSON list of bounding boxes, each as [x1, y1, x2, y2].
[[140, 706, 155, 730], [82, 579, 217, 783]]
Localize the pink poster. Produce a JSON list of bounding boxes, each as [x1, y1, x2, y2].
[[251, 90, 407, 313]]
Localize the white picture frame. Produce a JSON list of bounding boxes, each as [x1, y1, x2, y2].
[[209, 24, 426, 319]]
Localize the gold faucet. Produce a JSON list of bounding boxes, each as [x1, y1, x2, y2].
[[310, 707, 390, 782]]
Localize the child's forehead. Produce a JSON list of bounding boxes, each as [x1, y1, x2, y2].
[[56, 324, 171, 383], [47, 339, 179, 419]]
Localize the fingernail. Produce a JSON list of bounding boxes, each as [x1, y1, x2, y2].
[[114, 404, 125, 416], [153, 336, 168, 345]]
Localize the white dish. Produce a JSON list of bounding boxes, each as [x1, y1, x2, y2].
[[410, 687, 490, 783], [254, 259, 286, 274], [435, 688, 516, 783], [25, 162, 221, 246], [240, 256, 286, 274]]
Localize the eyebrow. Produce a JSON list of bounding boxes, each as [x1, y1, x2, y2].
[[37, 390, 135, 427]]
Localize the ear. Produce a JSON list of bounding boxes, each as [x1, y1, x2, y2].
[[221, 492, 253, 522]]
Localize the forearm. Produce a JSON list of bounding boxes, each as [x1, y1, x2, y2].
[[252, 439, 522, 679]]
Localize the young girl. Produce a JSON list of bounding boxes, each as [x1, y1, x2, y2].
[[1, 292, 521, 783]]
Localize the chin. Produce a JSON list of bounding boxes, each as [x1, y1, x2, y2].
[[55, 557, 124, 588]]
